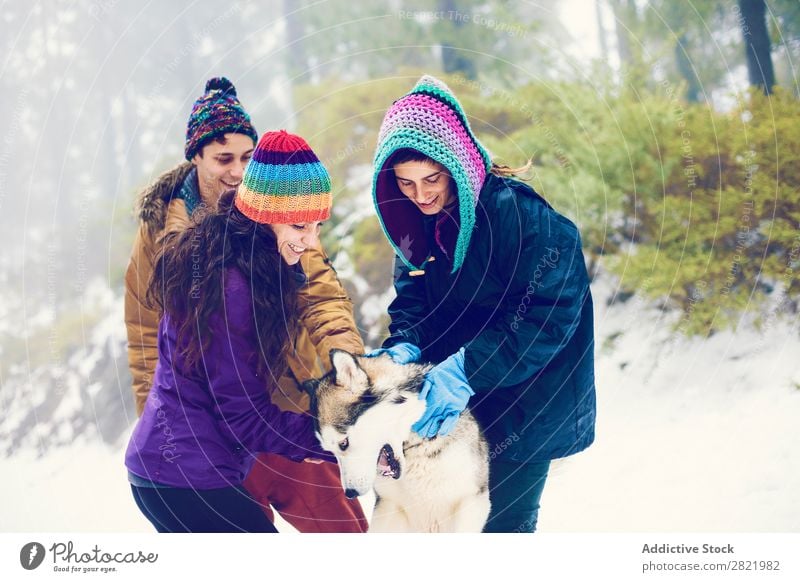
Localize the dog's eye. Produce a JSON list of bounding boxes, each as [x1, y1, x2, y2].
[[339, 437, 349, 451]]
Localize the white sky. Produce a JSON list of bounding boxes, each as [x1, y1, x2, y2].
[[557, 0, 607, 61]]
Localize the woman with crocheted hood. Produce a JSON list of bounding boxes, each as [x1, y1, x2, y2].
[[369, 75, 597, 533], [125, 131, 345, 533]]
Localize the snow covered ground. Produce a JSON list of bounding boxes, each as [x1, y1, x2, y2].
[[2, 274, 799, 533], [540, 275, 800, 532]]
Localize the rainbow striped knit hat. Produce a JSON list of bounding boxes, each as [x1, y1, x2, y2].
[[235, 130, 332, 224], [373, 75, 492, 273], [184, 77, 258, 161]]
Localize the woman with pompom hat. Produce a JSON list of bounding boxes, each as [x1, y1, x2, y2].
[[124, 130, 359, 532], [369, 75, 597, 533], [124, 79, 365, 533]]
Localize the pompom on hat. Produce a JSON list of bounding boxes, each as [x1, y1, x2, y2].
[[235, 130, 333, 225], [184, 77, 258, 161]]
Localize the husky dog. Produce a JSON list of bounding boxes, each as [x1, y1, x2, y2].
[[304, 350, 491, 533]]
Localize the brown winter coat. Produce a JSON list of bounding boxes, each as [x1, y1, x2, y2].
[[124, 163, 363, 416]]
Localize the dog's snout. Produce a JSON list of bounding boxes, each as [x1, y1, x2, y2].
[[344, 488, 360, 499]]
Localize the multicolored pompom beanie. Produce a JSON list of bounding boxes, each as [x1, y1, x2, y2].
[[184, 77, 258, 161], [372, 75, 492, 272], [234, 130, 332, 224]]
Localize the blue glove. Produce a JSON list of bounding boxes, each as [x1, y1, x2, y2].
[[364, 342, 421, 365], [412, 348, 473, 439]]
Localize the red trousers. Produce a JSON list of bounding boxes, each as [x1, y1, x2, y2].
[[243, 453, 367, 533]]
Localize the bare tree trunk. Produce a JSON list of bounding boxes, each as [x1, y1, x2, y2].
[[440, 0, 476, 79], [675, 34, 702, 102], [284, 0, 309, 84], [738, 0, 776, 94], [611, 0, 634, 70]]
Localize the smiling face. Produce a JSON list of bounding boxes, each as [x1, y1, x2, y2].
[[192, 132, 255, 207], [393, 159, 454, 215], [269, 222, 323, 265]]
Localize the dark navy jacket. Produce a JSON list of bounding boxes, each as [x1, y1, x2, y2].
[[383, 174, 596, 462]]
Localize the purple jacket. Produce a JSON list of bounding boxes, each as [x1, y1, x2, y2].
[[125, 267, 333, 489]]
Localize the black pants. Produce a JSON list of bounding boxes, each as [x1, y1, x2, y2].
[[131, 484, 278, 533], [484, 460, 551, 533]]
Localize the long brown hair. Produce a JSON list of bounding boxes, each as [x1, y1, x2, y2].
[[490, 160, 533, 178], [147, 190, 299, 384]]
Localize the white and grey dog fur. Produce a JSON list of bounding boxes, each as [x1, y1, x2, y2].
[[304, 350, 490, 533]]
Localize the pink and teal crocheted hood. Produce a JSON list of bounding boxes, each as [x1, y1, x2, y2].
[[372, 75, 492, 273]]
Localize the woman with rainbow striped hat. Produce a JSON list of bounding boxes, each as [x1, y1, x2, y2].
[[124, 130, 343, 532], [370, 76, 597, 533]]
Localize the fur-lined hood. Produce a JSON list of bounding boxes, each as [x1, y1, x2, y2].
[[135, 162, 194, 235]]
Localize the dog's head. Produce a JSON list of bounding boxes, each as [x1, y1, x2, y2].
[[303, 350, 430, 498]]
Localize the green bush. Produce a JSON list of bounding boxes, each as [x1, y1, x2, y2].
[[608, 88, 800, 334], [294, 74, 800, 337]]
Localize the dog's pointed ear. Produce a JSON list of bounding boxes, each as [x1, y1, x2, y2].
[[330, 349, 368, 389], [301, 379, 320, 397]]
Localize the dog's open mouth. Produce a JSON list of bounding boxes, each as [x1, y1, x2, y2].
[[377, 444, 401, 479]]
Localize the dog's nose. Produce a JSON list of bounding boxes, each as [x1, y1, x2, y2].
[[344, 488, 360, 499]]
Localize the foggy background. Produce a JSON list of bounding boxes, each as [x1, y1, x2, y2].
[[1, 0, 798, 532]]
